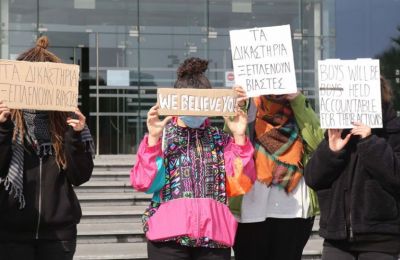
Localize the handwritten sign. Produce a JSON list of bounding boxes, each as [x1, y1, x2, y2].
[[229, 25, 297, 97], [157, 88, 237, 116], [0, 59, 79, 111], [318, 59, 382, 129]]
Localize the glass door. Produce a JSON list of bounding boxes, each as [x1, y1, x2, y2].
[[88, 33, 140, 155], [46, 31, 92, 149]]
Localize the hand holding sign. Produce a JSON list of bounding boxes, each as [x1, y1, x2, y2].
[[67, 108, 86, 132], [284, 91, 300, 101], [327, 129, 351, 153], [234, 85, 248, 108], [147, 105, 172, 146], [224, 108, 248, 145], [350, 121, 371, 139], [0, 101, 11, 123]]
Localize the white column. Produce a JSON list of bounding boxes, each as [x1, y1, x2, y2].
[[314, 2, 322, 113], [0, 0, 9, 59]]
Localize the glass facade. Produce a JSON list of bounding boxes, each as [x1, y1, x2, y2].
[[1, 0, 398, 154]]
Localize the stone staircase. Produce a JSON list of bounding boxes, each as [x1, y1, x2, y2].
[[73, 155, 323, 260]]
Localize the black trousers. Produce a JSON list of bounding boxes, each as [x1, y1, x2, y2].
[[322, 243, 398, 260], [147, 240, 231, 260], [0, 240, 76, 260], [233, 217, 314, 260]]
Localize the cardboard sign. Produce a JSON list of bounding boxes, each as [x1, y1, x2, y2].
[[318, 59, 382, 129], [157, 88, 237, 116], [0, 60, 79, 111], [229, 25, 297, 97]]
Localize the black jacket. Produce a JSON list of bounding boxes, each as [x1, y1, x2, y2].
[[304, 104, 400, 242], [0, 119, 93, 241]]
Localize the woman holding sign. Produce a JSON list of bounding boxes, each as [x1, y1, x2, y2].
[[130, 57, 256, 260], [304, 78, 400, 259], [0, 36, 94, 260], [231, 90, 324, 260]]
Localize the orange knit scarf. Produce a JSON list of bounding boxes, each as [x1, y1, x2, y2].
[[253, 96, 304, 193]]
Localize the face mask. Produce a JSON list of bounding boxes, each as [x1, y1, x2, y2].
[[179, 116, 207, 129]]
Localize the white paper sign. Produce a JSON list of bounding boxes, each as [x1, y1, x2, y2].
[[229, 25, 297, 97], [318, 59, 382, 129]]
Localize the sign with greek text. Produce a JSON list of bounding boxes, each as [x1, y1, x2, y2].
[[157, 88, 237, 116], [0, 60, 79, 111], [318, 59, 382, 129], [229, 25, 297, 97]]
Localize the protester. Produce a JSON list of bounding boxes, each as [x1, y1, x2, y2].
[[304, 77, 400, 259], [130, 57, 255, 260], [0, 36, 94, 260], [231, 90, 324, 260]]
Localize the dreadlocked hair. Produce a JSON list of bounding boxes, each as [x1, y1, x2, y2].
[[12, 36, 68, 169]]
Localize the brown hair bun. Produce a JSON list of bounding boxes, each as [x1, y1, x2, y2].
[[36, 36, 49, 49], [17, 35, 60, 63], [177, 57, 208, 79]]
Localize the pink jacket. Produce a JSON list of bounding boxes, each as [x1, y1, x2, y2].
[[130, 125, 255, 247]]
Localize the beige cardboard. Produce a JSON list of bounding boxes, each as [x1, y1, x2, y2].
[[0, 59, 79, 111], [157, 88, 237, 116]]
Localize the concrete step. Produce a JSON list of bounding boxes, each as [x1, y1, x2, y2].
[[311, 216, 321, 238], [303, 238, 323, 259], [90, 170, 131, 181], [93, 155, 136, 169], [77, 222, 145, 244], [81, 205, 146, 224], [75, 242, 147, 260], [75, 181, 133, 193], [74, 239, 323, 260], [77, 192, 152, 207]]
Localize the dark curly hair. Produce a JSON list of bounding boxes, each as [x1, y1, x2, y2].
[[174, 57, 212, 89]]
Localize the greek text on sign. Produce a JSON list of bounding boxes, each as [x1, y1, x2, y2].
[[318, 59, 382, 129], [157, 88, 237, 116], [230, 25, 297, 97], [0, 59, 79, 111]]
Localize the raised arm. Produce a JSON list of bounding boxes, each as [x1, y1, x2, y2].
[[131, 105, 170, 192], [0, 102, 13, 178], [130, 135, 163, 192], [0, 120, 13, 178], [63, 127, 94, 186], [64, 108, 94, 186], [224, 136, 256, 197], [304, 136, 349, 191], [289, 93, 324, 152]]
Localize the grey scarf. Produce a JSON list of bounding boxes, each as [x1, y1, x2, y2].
[[0, 110, 95, 209]]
